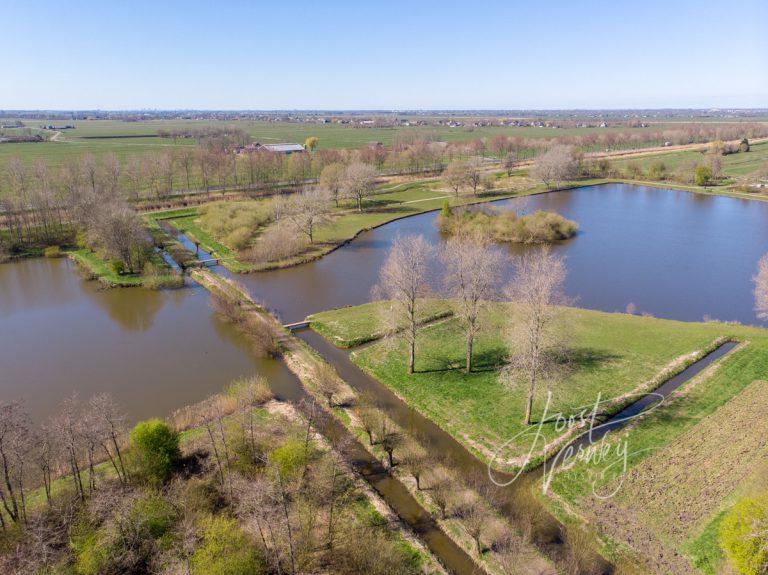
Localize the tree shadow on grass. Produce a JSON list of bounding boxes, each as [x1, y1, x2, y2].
[[558, 347, 622, 372], [415, 343, 508, 374]]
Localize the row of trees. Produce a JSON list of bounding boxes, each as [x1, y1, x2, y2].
[[376, 231, 566, 425], [0, 154, 154, 274], [6, 121, 762, 206]]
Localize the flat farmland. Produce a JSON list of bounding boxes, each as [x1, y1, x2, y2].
[[0, 117, 710, 165], [610, 140, 768, 178]]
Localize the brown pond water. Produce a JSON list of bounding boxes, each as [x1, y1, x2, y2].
[[0, 257, 299, 422]]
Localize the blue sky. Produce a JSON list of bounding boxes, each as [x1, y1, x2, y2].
[[4, 0, 767, 109]]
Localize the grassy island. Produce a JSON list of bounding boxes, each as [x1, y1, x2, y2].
[[436, 203, 578, 243]]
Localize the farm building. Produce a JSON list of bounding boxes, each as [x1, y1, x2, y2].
[[237, 142, 306, 155]]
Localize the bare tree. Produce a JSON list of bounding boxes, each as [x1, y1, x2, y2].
[[315, 363, 343, 407], [459, 496, 488, 555], [176, 147, 195, 191], [374, 234, 434, 374], [89, 394, 128, 485], [441, 231, 505, 373], [284, 187, 332, 244], [0, 401, 32, 524], [531, 145, 578, 188], [430, 468, 454, 520], [88, 200, 151, 273], [503, 152, 517, 176], [466, 157, 483, 195], [443, 159, 469, 197], [342, 162, 377, 212], [504, 247, 568, 425], [319, 162, 345, 207], [755, 253, 768, 320], [399, 441, 428, 490], [51, 395, 85, 502]]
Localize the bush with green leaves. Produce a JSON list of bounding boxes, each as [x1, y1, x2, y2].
[[129, 419, 181, 484], [720, 495, 768, 575], [191, 515, 265, 575], [71, 492, 177, 575], [43, 245, 63, 258], [695, 165, 713, 186], [269, 437, 316, 478]]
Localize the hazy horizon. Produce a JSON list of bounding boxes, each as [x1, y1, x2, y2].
[[5, 0, 767, 110]]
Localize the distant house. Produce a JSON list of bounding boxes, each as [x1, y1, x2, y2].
[[237, 142, 306, 155], [256, 143, 306, 154]]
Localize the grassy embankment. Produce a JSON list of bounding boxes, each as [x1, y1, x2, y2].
[[308, 301, 765, 468], [543, 335, 768, 574], [65, 245, 181, 288], [157, 174, 614, 273], [310, 301, 768, 573]]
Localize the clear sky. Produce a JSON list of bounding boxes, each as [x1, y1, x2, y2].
[[4, 0, 767, 110]]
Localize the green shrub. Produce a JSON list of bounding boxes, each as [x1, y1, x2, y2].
[[71, 523, 105, 575], [182, 478, 227, 515], [440, 200, 453, 219], [437, 207, 578, 244], [191, 515, 265, 575], [648, 161, 667, 180], [129, 419, 181, 484], [269, 438, 315, 477], [198, 201, 272, 247], [109, 259, 126, 275], [695, 165, 713, 186], [71, 494, 177, 575], [129, 493, 177, 540], [43, 245, 63, 258], [225, 375, 273, 405], [740, 138, 751, 153], [720, 496, 768, 575]]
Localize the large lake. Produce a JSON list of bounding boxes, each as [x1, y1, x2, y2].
[[4, 183, 768, 420], [237, 183, 768, 325]]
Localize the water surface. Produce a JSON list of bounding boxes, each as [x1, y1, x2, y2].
[[237, 183, 768, 325], [0, 257, 296, 421]]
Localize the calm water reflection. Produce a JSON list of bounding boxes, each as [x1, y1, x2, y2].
[[5, 183, 768, 420], [0, 258, 296, 421], [237, 183, 768, 325]]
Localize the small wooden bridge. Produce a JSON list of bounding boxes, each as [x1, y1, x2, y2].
[[283, 320, 310, 331], [189, 258, 220, 267]]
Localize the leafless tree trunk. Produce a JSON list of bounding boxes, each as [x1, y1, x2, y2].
[[374, 234, 434, 374], [89, 394, 128, 485], [504, 247, 568, 425], [441, 231, 505, 372]]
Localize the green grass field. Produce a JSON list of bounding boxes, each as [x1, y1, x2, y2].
[[310, 300, 768, 571], [309, 301, 765, 469], [0, 117, 709, 166], [610, 140, 768, 179]]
